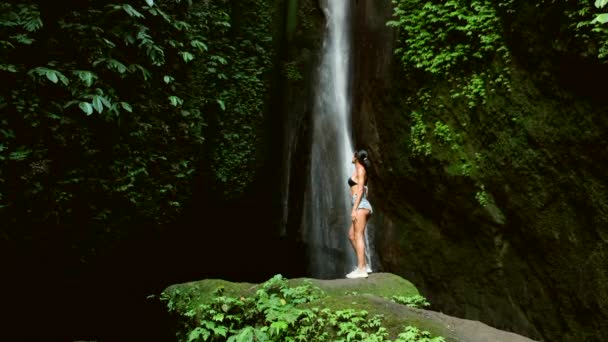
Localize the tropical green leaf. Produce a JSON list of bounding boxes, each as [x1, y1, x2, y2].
[[0, 64, 18, 73], [109, 59, 128, 74], [270, 321, 288, 336], [0, 40, 15, 49], [130, 64, 151, 80], [95, 58, 128, 74], [120, 102, 133, 112], [596, 0, 608, 9], [79, 102, 93, 115], [216, 99, 226, 111], [46, 112, 62, 120], [169, 96, 183, 107], [151, 7, 172, 23], [593, 13, 608, 24], [253, 328, 268, 342], [102, 38, 116, 48], [122, 4, 145, 18], [9, 150, 30, 161], [92, 96, 103, 113], [191, 40, 208, 51], [100, 96, 112, 109], [57, 72, 69, 86], [145, 0, 154, 6], [214, 326, 228, 337], [179, 51, 195, 63], [45, 70, 58, 83], [173, 20, 191, 31], [11, 34, 34, 45], [211, 55, 228, 65], [233, 327, 254, 342], [188, 327, 209, 342], [163, 75, 175, 84], [23, 17, 43, 32], [75, 70, 97, 87]]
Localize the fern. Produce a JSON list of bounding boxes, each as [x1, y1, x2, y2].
[[162, 275, 446, 342]]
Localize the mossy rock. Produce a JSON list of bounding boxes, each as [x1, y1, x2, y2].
[[161, 273, 536, 341], [290, 272, 420, 297]]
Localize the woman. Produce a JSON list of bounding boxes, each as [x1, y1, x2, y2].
[[346, 149, 373, 279]]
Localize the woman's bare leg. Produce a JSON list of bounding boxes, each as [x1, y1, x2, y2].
[[348, 223, 356, 251], [354, 209, 370, 270]]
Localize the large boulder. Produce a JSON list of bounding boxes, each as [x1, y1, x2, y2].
[[161, 273, 536, 342]]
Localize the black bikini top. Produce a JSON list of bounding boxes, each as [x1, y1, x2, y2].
[[348, 178, 357, 187]]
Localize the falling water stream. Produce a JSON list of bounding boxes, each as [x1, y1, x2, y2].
[[302, 0, 360, 278]]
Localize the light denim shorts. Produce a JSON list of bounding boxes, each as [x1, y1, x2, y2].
[[352, 194, 373, 214]]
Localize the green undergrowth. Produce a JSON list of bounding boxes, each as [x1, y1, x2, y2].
[[387, 0, 511, 209], [160, 274, 445, 342]]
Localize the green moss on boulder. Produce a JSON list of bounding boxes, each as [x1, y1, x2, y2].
[[160, 273, 536, 342]]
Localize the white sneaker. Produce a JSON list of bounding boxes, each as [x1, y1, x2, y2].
[[350, 265, 372, 273], [346, 268, 368, 279]]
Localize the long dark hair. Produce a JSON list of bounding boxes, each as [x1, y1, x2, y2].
[[354, 149, 371, 171]]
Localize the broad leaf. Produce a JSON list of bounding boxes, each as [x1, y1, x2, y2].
[[120, 102, 133, 112], [216, 99, 226, 111], [9, 150, 30, 161], [109, 59, 128, 74], [253, 329, 268, 342], [145, 0, 154, 6], [102, 38, 116, 48], [12, 33, 34, 45], [211, 55, 228, 65], [122, 4, 144, 18], [163, 75, 175, 84], [596, 0, 608, 9], [0, 64, 17, 72], [24, 17, 43, 32], [45, 70, 58, 83], [75, 70, 96, 87], [191, 40, 208, 51], [130, 64, 151, 80], [188, 327, 209, 342], [593, 13, 608, 24], [79, 102, 93, 115], [213, 326, 228, 337], [92, 96, 103, 113], [234, 327, 254, 342], [179, 51, 195, 63], [169, 96, 183, 107], [57, 72, 69, 86], [100, 96, 112, 108]]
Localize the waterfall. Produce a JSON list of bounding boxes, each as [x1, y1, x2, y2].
[[302, 0, 357, 278]]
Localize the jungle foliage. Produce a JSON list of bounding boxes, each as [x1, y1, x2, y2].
[[0, 0, 273, 258], [161, 274, 445, 342], [387, 0, 608, 207], [387, 0, 510, 207]]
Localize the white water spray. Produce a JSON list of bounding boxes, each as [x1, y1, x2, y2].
[[302, 0, 360, 278]]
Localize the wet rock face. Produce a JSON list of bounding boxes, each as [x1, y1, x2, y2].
[[350, 0, 608, 341]]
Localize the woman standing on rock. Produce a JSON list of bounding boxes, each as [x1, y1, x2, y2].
[[346, 149, 373, 279]]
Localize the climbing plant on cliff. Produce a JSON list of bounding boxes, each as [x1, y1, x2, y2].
[[595, 0, 608, 22], [568, 0, 608, 60], [198, 0, 273, 199], [387, 0, 511, 207], [386, 0, 510, 78]]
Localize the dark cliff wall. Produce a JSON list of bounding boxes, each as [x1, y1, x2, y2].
[[275, 0, 327, 274], [351, 1, 608, 341]]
